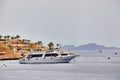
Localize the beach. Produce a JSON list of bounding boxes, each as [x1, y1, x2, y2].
[[0, 50, 120, 80]]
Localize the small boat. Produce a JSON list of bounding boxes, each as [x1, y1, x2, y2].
[[19, 51, 79, 64], [114, 52, 118, 55], [99, 50, 102, 52], [107, 57, 110, 59]]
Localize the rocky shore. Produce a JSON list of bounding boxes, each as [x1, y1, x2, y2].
[[0, 35, 49, 60]]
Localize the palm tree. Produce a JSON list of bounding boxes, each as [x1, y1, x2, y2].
[[11, 36, 15, 43], [36, 41, 43, 51], [24, 39, 30, 47], [21, 39, 26, 44], [4, 36, 7, 40], [15, 35, 20, 39], [3, 36, 7, 46], [37, 41, 42, 45], [56, 43, 60, 49], [0, 35, 2, 39], [6, 35, 10, 40], [6, 35, 10, 45], [22, 39, 28, 46], [48, 42, 54, 50], [27, 40, 30, 45], [0, 35, 2, 40], [11, 36, 15, 40], [15, 35, 20, 46]]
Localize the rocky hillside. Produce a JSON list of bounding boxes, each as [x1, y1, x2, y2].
[[0, 42, 21, 59]]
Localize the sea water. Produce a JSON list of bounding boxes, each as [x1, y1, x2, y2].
[[0, 50, 120, 80]]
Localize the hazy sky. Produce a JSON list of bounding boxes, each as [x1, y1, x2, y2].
[[0, 0, 120, 47]]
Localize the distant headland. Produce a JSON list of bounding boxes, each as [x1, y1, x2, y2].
[[62, 43, 120, 50]]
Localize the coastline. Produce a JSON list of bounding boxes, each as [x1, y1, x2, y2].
[[0, 58, 20, 60]]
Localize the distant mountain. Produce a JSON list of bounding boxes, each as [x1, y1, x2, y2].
[[62, 43, 120, 50], [62, 45, 76, 50]]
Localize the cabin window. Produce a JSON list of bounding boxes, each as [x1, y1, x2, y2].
[[31, 54, 43, 57], [45, 53, 58, 57], [61, 54, 68, 56], [27, 55, 32, 58], [45, 54, 52, 57]]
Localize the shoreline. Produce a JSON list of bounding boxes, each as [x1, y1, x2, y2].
[[0, 58, 20, 60]]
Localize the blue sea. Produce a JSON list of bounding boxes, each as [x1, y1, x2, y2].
[[0, 50, 120, 80]]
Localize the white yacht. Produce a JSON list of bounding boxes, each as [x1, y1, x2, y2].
[[19, 51, 78, 64]]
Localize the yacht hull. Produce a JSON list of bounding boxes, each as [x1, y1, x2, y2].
[[19, 56, 76, 64]]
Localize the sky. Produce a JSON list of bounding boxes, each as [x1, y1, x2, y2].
[[0, 0, 120, 47]]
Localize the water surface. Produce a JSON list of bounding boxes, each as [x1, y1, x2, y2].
[[0, 50, 120, 80]]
